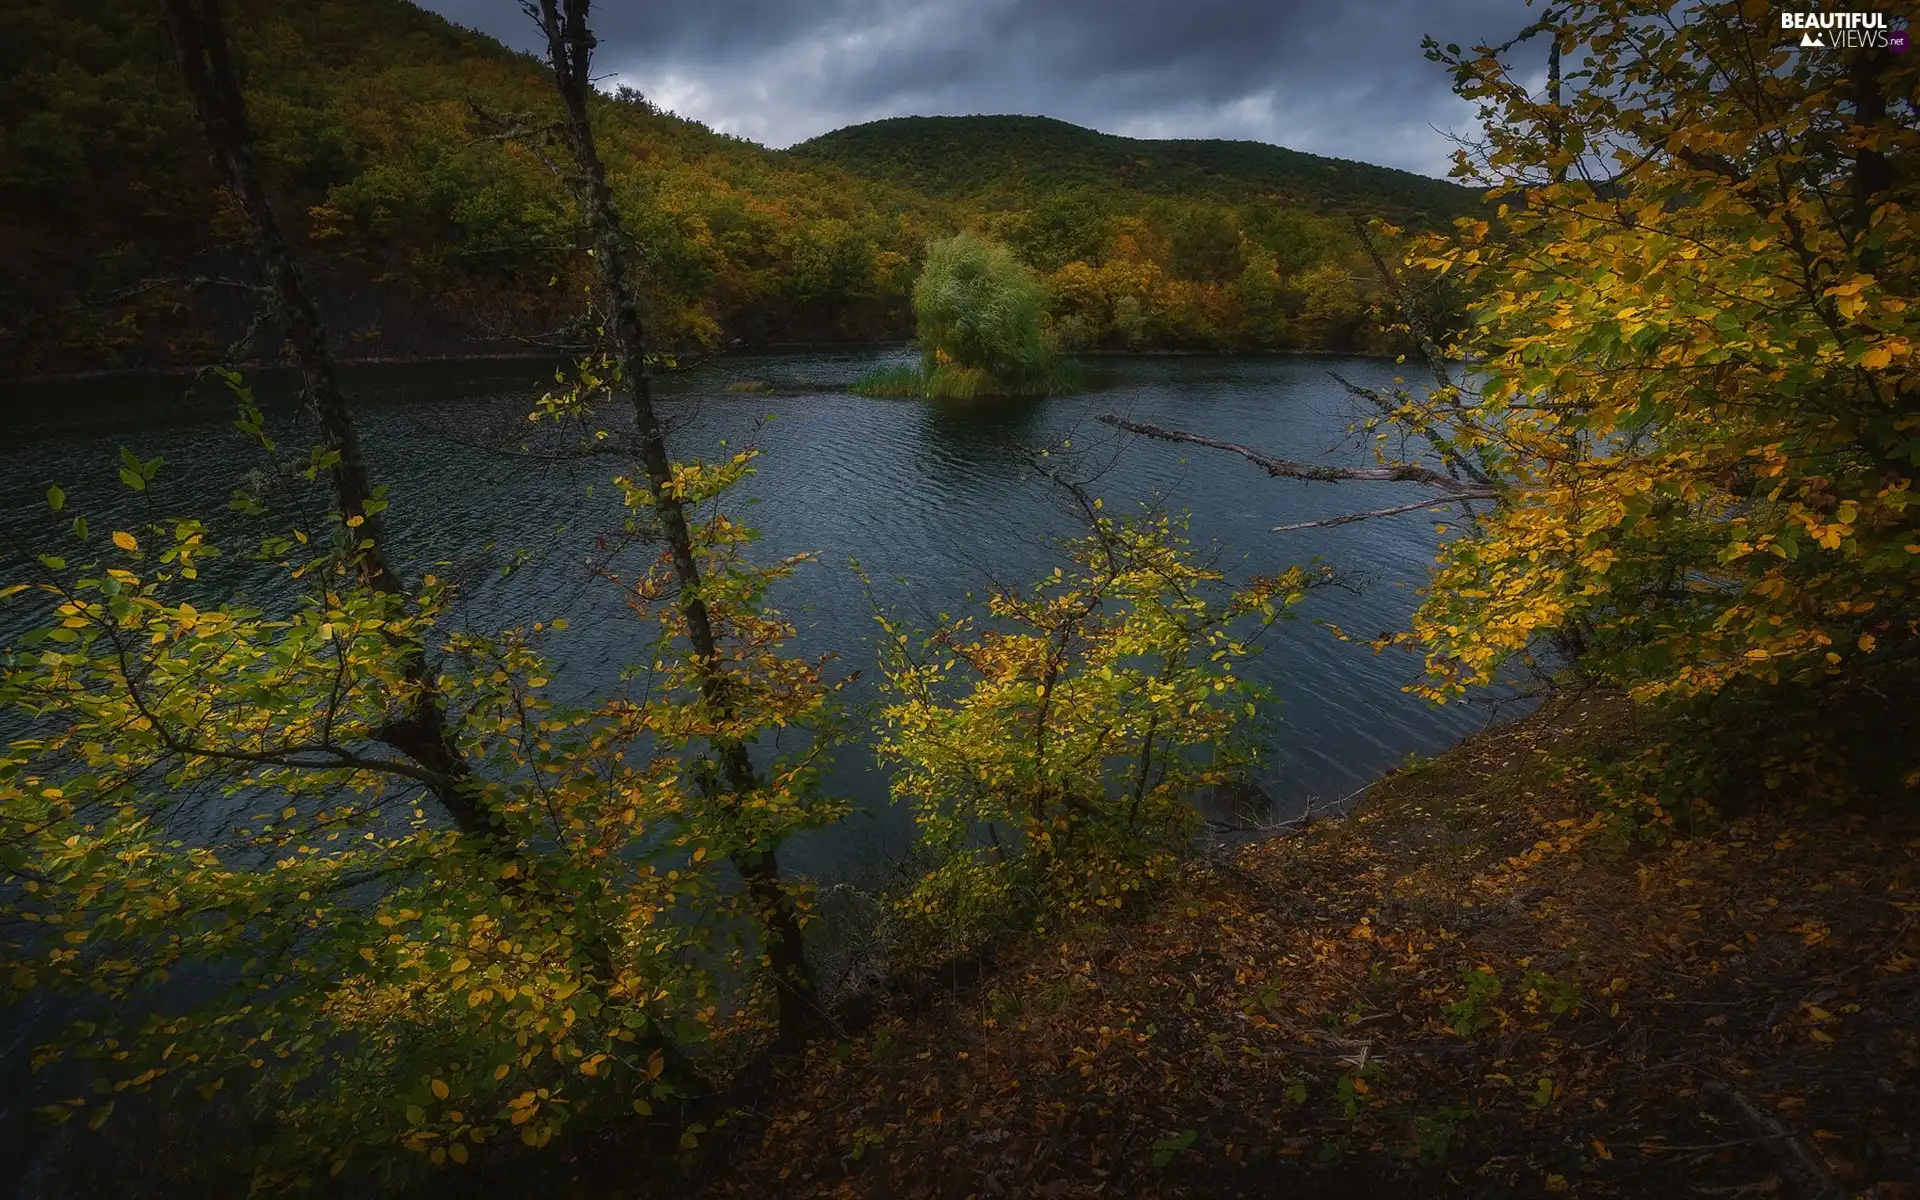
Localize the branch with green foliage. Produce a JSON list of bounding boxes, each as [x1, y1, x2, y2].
[[529, 0, 828, 1052], [870, 497, 1316, 963]]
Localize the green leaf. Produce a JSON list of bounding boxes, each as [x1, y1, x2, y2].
[[46, 485, 64, 512], [1150, 1129, 1197, 1167]]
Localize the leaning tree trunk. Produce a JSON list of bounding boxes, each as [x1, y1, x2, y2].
[[533, 0, 815, 1051], [155, 0, 506, 849]]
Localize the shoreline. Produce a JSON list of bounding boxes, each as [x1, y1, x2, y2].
[[708, 689, 1920, 1197], [1, 344, 1401, 388], [0, 350, 557, 388]]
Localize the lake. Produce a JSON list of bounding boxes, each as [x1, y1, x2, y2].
[[0, 349, 1512, 879]]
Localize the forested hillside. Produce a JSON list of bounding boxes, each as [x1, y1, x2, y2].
[[0, 0, 1473, 377], [0, 0, 945, 375], [791, 114, 1480, 219]]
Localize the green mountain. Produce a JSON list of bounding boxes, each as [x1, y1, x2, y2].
[[790, 115, 1480, 223]]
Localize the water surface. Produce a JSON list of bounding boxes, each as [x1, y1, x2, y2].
[[1, 350, 1511, 876]]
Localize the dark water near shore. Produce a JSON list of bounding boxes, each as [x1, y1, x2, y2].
[[0, 349, 1513, 875]]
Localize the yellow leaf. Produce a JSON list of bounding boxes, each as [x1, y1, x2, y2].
[[431, 1078, 450, 1100], [111, 531, 139, 552], [448, 1143, 468, 1164]]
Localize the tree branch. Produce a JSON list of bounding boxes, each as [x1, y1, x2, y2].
[[1703, 1079, 1841, 1200], [1271, 494, 1493, 532], [1326, 370, 1497, 489], [1352, 215, 1455, 397], [1098, 414, 1490, 494]]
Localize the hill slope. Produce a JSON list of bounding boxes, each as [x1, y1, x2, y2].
[[0, 0, 943, 375], [791, 115, 1480, 223], [0, 3, 1473, 377]]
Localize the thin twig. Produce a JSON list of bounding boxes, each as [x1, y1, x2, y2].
[[1098, 415, 1488, 494], [1272, 494, 1495, 532], [1703, 1079, 1840, 1199]]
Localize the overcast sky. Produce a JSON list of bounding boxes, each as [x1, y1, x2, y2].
[[417, 0, 1538, 178]]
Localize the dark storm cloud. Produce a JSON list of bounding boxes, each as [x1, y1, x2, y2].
[[417, 0, 1536, 176]]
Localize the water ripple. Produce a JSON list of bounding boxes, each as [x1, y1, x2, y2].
[[1, 352, 1510, 878]]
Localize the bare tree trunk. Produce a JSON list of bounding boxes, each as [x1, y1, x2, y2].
[[156, 0, 505, 849], [1547, 23, 1565, 185], [532, 0, 815, 1051]]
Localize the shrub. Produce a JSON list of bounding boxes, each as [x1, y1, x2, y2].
[[870, 503, 1315, 962], [910, 231, 1061, 396]]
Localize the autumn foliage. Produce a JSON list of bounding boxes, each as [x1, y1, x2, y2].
[[1402, 4, 1917, 720], [0, 0, 1446, 377], [872, 503, 1312, 961], [0, 368, 847, 1181]]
